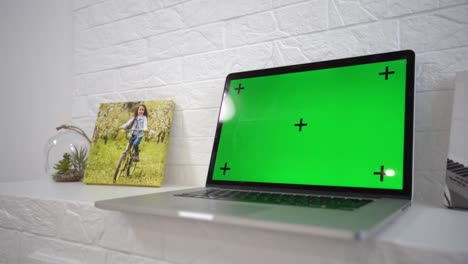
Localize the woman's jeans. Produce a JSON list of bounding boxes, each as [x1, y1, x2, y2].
[[130, 135, 142, 155]]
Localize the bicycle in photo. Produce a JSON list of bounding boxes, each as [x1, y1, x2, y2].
[[113, 129, 140, 183]]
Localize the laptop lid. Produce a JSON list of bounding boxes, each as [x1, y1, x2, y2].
[[206, 50, 415, 199]]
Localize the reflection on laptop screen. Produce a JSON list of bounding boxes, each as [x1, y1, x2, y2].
[[212, 58, 409, 190]]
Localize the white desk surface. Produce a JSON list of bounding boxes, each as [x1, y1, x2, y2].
[[0, 179, 189, 202]]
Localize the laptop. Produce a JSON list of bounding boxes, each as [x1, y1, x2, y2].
[[95, 50, 415, 240]]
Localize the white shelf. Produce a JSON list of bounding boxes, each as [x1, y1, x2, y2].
[[0, 179, 192, 203]]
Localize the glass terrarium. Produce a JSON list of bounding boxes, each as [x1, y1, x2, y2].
[[44, 125, 91, 182]]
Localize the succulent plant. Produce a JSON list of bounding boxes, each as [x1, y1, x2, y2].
[[52, 146, 88, 182], [53, 152, 72, 176], [71, 145, 88, 173]]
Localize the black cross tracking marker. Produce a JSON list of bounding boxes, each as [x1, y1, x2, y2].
[[373, 165, 386, 182], [234, 83, 245, 94], [294, 118, 308, 132], [379, 66, 395, 80], [220, 162, 231, 175]]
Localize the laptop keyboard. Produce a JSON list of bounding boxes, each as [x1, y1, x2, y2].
[[175, 189, 372, 211]]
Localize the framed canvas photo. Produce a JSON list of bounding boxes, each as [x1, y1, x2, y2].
[[84, 100, 175, 187]]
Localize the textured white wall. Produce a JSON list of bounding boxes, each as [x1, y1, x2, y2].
[[72, 0, 468, 206], [0, 0, 73, 182]]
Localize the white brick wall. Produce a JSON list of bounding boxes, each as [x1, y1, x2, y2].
[[72, 0, 468, 204]]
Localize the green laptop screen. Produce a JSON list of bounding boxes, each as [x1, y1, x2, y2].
[[212, 59, 408, 190]]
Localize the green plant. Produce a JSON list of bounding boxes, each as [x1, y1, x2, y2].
[[53, 152, 72, 176], [52, 146, 88, 181], [71, 145, 88, 173]]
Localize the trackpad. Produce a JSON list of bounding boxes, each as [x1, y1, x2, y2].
[[174, 200, 269, 218]]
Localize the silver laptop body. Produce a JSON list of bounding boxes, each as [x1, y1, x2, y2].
[[96, 50, 415, 240]]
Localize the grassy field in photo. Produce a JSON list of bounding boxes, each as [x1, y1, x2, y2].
[[84, 138, 168, 186]]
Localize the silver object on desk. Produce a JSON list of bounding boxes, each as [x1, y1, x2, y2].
[[444, 71, 468, 210]]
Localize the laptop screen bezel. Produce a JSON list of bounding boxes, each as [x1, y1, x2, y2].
[[206, 50, 415, 199]]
